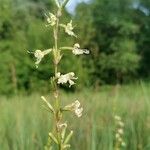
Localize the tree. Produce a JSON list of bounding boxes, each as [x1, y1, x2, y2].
[[0, 0, 73, 94], [75, 0, 140, 85], [131, 0, 150, 78]]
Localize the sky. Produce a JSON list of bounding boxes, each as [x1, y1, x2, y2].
[[66, 0, 90, 14]]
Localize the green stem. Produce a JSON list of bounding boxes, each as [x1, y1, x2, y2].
[[54, 24, 58, 76], [53, 8, 62, 150]]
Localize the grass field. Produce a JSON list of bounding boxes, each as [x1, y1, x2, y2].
[[0, 82, 150, 150]]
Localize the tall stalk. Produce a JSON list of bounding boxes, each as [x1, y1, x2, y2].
[[29, 0, 90, 149]]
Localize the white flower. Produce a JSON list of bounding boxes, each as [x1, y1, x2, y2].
[[56, 72, 78, 87], [114, 115, 121, 121], [115, 133, 120, 139], [45, 12, 57, 26], [117, 128, 124, 135], [72, 43, 90, 55], [65, 100, 83, 117], [121, 142, 126, 147], [65, 20, 76, 37], [60, 20, 77, 37], [34, 49, 52, 68], [118, 137, 123, 142], [75, 106, 83, 117], [118, 121, 124, 127], [56, 72, 61, 78]]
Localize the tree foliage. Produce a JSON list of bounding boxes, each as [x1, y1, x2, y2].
[[0, 0, 150, 94], [75, 0, 146, 85]]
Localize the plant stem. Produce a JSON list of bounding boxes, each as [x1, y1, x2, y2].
[[53, 9, 62, 150], [54, 21, 59, 76]]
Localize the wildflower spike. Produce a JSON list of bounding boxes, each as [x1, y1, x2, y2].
[[29, 0, 90, 148], [114, 115, 126, 149]]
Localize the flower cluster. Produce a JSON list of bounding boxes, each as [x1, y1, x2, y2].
[[114, 115, 126, 149], [63, 100, 83, 117], [60, 20, 77, 37], [73, 43, 90, 55], [60, 43, 90, 55], [34, 49, 52, 68], [56, 72, 78, 87]]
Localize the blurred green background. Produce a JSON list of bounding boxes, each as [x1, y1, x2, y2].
[[0, 0, 150, 95], [0, 0, 150, 149]]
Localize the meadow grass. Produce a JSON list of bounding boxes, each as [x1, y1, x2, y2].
[[0, 83, 150, 150]]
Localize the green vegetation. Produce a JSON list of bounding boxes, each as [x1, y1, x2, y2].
[[1, 0, 150, 149], [0, 0, 150, 94], [0, 83, 150, 150]]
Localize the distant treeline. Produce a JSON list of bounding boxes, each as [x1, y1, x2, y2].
[[0, 0, 150, 94]]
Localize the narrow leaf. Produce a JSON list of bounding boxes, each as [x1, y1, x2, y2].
[[64, 130, 73, 144], [49, 132, 58, 144], [62, 0, 69, 7], [54, 0, 60, 8], [41, 96, 55, 113]]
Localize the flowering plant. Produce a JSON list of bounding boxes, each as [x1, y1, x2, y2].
[[28, 0, 89, 149], [114, 115, 126, 150]]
